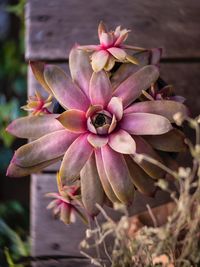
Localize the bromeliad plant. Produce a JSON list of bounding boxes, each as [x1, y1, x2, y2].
[[6, 23, 188, 223]]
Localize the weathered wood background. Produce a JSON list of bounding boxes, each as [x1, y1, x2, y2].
[[26, 0, 200, 266], [26, 0, 200, 60]]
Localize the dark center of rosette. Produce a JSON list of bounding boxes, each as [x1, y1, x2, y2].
[[87, 109, 115, 135], [94, 114, 106, 127], [92, 113, 112, 128]]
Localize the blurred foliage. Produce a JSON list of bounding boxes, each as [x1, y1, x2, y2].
[[0, 1, 29, 266], [0, 95, 24, 147], [0, 0, 27, 154], [6, 0, 25, 18], [0, 201, 29, 267], [4, 248, 23, 267]]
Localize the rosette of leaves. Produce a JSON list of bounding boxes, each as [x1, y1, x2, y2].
[[6, 25, 188, 218]]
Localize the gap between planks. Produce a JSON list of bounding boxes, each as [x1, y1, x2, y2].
[[25, 57, 200, 64]]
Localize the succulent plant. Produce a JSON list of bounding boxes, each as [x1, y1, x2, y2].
[[6, 23, 188, 220]]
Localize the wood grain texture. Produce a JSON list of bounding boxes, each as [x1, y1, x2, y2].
[[31, 174, 87, 257], [161, 63, 200, 117], [32, 258, 92, 267], [25, 0, 200, 60], [31, 174, 170, 258]]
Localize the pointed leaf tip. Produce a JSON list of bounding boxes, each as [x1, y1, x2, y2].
[[30, 61, 52, 94]]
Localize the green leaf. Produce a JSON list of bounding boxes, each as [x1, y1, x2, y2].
[[0, 201, 24, 219], [4, 248, 15, 267], [0, 97, 22, 124], [4, 248, 24, 267], [0, 128, 15, 147], [6, 0, 26, 19], [0, 219, 29, 258]]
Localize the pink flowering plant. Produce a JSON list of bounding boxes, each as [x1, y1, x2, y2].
[[79, 22, 146, 71], [21, 90, 52, 115], [46, 172, 88, 224], [6, 23, 188, 223]]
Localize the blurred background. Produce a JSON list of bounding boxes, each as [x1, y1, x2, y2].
[[0, 0, 30, 265]]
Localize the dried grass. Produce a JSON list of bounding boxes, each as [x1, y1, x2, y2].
[[80, 115, 200, 267]]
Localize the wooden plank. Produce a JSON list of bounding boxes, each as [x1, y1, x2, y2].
[[31, 174, 88, 257], [25, 0, 200, 60], [32, 258, 92, 267], [31, 174, 170, 259], [161, 63, 200, 117]]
